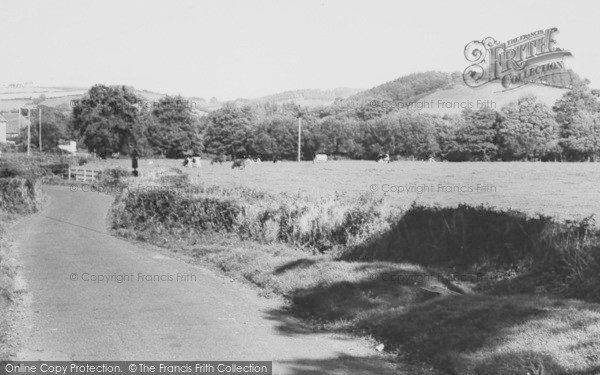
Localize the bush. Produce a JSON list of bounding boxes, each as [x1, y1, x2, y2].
[[157, 169, 190, 187], [342, 203, 600, 300], [110, 186, 394, 252], [40, 163, 69, 177], [97, 167, 130, 190], [0, 177, 42, 214]]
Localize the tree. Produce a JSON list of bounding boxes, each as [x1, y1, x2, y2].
[[146, 96, 203, 158], [396, 112, 441, 159], [498, 95, 558, 161], [560, 110, 600, 161], [318, 115, 364, 158], [204, 104, 254, 158], [71, 85, 144, 158], [553, 84, 600, 160], [444, 107, 500, 161], [252, 113, 298, 160]]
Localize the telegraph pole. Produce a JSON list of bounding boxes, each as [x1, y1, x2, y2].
[[297, 117, 302, 162], [39, 108, 42, 152], [27, 108, 31, 156]]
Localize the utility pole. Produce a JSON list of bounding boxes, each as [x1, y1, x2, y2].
[[39, 108, 42, 152], [297, 117, 302, 162], [27, 108, 31, 156]]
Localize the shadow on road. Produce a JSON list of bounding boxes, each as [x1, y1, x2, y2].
[[277, 353, 418, 375]]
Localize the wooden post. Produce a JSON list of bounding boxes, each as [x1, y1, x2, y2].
[[68, 167, 71, 180], [83, 169, 87, 181]]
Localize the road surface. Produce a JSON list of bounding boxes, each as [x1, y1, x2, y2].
[[11, 186, 403, 374]]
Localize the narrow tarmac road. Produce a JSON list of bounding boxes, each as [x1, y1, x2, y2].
[[11, 186, 402, 374]]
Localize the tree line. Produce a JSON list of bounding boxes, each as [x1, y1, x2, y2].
[[17, 79, 600, 162], [200, 80, 600, 162]]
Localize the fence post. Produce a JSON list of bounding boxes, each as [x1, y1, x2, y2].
[[83, 169, 87, 181], [68, 167, 71, 180]]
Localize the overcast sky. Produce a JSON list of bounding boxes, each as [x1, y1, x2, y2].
[[1, 0, 598, 100]]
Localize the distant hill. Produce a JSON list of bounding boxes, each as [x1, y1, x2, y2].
[[0, 72, 577, 117], [345, 71, 461, 105], [339, 70, 575, 116], [0, 86, 87, 112], [231, 88, 363, 108]]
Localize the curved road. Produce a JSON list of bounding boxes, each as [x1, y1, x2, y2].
[[11, 186, 402, 374]]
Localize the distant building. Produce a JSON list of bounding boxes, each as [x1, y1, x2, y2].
[[58, 141, 77, 155], [0, 112, 30, 140]]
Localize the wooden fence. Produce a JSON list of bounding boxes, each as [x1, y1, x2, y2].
[[67, 167, 100, 182]]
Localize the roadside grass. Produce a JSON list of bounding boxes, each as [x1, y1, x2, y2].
[[0, 154, 46, 358], [362, 295, 600, 375], [114, 229, 600, 375], [105, 168, 600, 374]]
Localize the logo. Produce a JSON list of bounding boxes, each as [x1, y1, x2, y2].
[[463, 28, 572, 90]]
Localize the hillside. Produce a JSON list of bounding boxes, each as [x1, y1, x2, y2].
[[330, 71, 573, 117], [343, 70, 578, 116], [419, 82, 569, 115], [256, 87, 362, 106], [346, 71, 461, 104], [0, 85, 87, 112], [0, 87, 215, 114], [0, 73, 575, 116], [225, 87, 363, 109]]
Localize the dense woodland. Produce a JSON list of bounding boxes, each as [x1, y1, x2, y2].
[[14, 71, 600, 162]]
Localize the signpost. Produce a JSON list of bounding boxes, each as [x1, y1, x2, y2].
[[131, 149, 139, 177]]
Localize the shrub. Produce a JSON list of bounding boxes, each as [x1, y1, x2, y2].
[[40, 163, 70, 177], [342, 203, 600, 300], [110, 185, 394, 252], [0, 177, 42, 214], [97, 167, 130, 190]]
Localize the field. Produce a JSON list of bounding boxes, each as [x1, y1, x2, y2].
[[420, 82, 568, 115], [86, 158, 600, 221]]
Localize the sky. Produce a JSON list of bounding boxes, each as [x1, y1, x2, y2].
[[1, 0, 599, 100]]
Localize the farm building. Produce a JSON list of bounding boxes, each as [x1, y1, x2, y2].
[[58, 141, 77, 155]]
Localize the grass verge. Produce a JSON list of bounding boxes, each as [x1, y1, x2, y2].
[[0, 154, 45, 359]]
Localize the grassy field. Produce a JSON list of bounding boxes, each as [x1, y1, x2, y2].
[[86, 158, 600, 221], [420, 82, 568, 115]]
